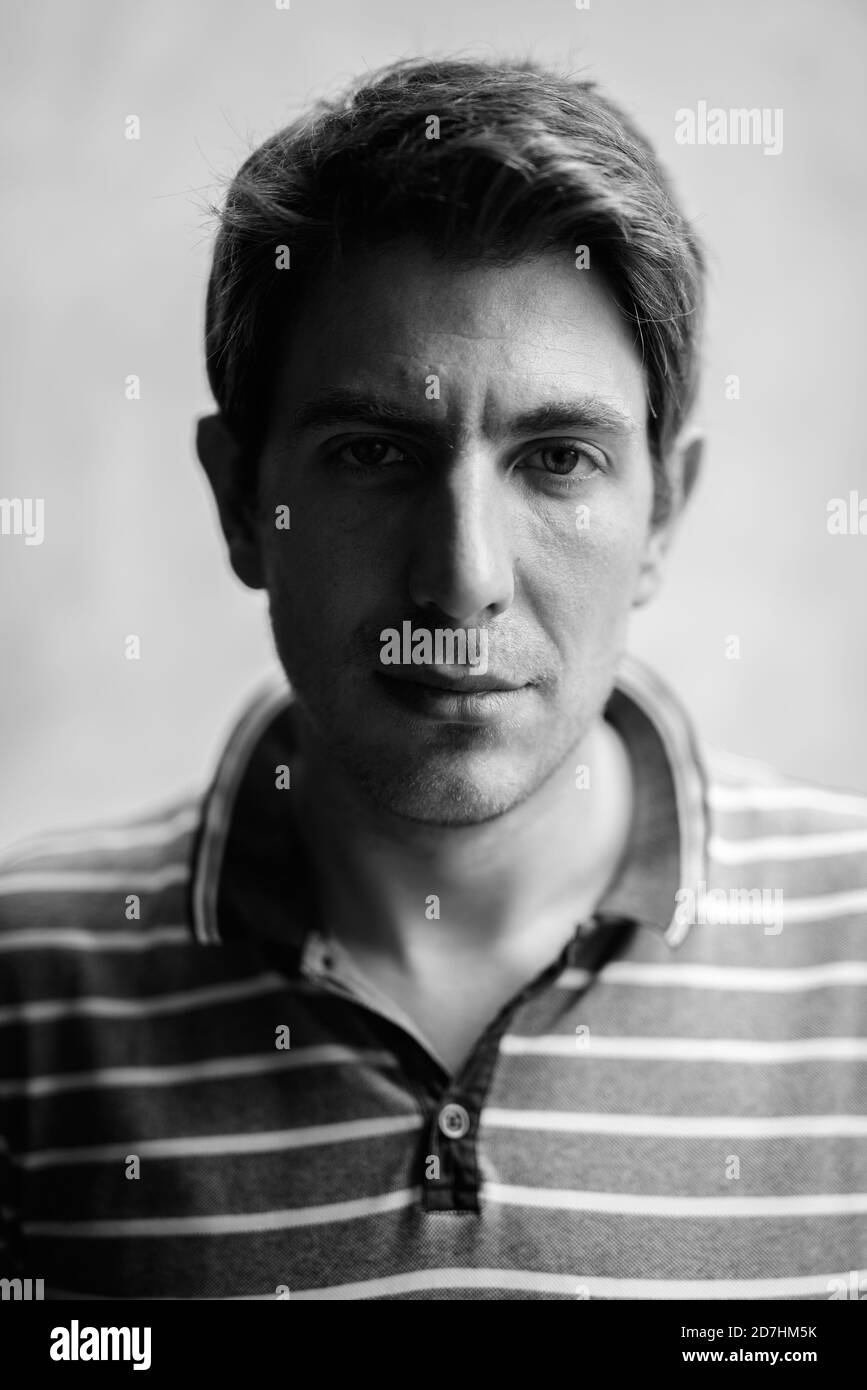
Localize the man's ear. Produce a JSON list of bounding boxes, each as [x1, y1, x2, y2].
[[195, 413, 265, 590], [633, 429, 704, 609]]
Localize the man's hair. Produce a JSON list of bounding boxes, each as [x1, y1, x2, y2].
[[205, 56, 705, 522]]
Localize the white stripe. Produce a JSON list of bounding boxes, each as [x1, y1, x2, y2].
[[782, 890, 867, 923], [709, 783, 867, 816], [484, 1182, 867, 1218], [16, 1115, 424, 1170], [288, 1268, 857, 1300], [0, 926, 192, 953], [557, 968, 594, 989], [0, 1046, 395, 1100], [710, 829, 867, 863], [0, 865, 189, 895], [783, 889, 867, 922], [637, 890, 867, 926], [45, 1269, 852, 1300], [0, 973, 286, 1027], [558, 960, 867, 993], [501, 1034, 867, 1062], [25, 1187, 420, 1238], [0, 805, 201, 864], [656, 891, 867, 926], [482, 1108, 867, 1138]]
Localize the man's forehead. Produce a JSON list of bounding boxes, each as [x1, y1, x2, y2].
[[294, 242, 634, 348], [276, 244, 648, 434]]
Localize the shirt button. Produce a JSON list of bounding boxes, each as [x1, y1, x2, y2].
[[438, 1103, 471, 1139]]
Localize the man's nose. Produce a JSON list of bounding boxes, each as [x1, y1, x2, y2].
[[407, 453, 514, 625]]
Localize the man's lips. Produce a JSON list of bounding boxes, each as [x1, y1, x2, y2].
[[377, 667, 527, 694]]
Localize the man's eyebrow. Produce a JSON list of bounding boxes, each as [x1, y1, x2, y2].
[[291, 389, 430, 433], [290, 387, 638, 438], [507, 400, 638, 438]]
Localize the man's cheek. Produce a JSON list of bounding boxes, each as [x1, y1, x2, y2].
[[263, 535, 329, 613], [266, 557, 369, 662], [542, 532, 642, 621]]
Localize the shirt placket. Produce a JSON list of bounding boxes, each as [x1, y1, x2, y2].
[[299, 913, 636, 1215]]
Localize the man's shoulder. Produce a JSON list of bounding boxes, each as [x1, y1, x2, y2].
[[701, 743, 867, 835], [0, 794, 204, 944], [699, 743, 867, 914]]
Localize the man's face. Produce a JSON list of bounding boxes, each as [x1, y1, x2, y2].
[[252, 240, 663, 825]]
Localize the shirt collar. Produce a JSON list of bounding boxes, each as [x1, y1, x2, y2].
[[596, 655, 709, 947], [190, 654, 709, 952]]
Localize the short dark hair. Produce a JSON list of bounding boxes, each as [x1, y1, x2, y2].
[[204, 56, 705, 522]]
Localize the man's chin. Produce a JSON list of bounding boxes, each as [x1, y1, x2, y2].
[[352, 763, 527, 827], [286, 669, 578, 825], [322, 736, 550, 827]]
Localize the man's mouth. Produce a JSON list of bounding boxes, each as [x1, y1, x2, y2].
[[378, 666, 526, 695], [374, 667, 532, 724]]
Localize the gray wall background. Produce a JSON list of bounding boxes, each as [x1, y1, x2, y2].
[[2, 0, 865, 846]]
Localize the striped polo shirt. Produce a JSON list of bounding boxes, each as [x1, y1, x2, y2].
[[1, 655, 866, 1301]]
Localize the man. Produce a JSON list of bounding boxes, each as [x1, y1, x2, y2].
[[1, 57, 865, 1302]]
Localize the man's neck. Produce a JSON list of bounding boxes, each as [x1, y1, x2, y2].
[[291, 714, 635, 975]]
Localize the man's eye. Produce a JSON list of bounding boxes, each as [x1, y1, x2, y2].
[[523, 442, 605, 480], [333, 437, 411, 470]]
